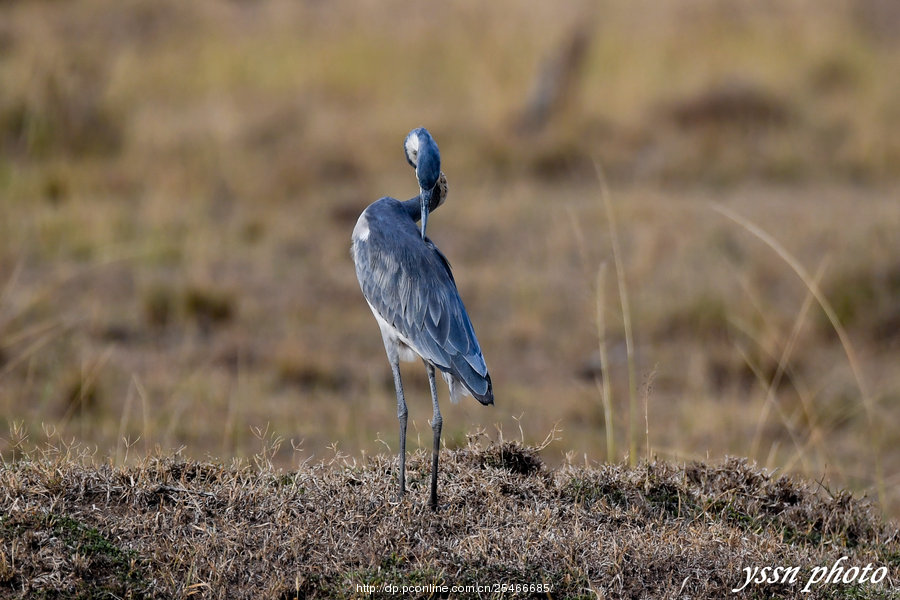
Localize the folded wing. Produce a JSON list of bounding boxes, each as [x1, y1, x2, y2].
[[354, 202, 492, 404]]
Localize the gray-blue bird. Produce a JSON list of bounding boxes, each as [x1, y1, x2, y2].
[[351, 127, 493, 509]]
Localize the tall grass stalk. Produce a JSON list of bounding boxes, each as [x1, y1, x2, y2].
[[594, 264, 615, 461], [116, 379, 136, 465], [733, 343, 811, 472], [565, 206, 616, 461], [643, 367, 657, 464], [133, 375, 151, 456], [711, 203, 884, 508], [596, 162, 638, 465], [751, 260, 831, 468]]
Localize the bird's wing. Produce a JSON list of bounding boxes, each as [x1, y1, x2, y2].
[[355, 209, 490, 400]]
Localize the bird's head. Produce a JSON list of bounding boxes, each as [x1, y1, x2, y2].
[[404, 127, 442, 239]]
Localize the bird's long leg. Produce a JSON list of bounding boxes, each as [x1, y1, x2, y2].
[[390, 358, 408, 500], [425, 363, 442, 510]]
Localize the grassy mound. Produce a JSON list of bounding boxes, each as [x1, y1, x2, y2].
[[0, 440, 897, 599]]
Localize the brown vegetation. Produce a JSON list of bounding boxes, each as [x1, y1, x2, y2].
[[1, 436, 898, 599], [0, 0, 899, 580]]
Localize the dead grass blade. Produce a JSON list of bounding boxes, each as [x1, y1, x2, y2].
[[595, 263, 616, 462], [751, 259, 831, 470], [596, 161, 638, 465], [711, 202, 884, 508]]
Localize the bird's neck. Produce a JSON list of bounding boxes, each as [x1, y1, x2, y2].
[[400, 194, 441, 222]]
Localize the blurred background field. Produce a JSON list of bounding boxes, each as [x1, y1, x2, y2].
[[1, 0, 899, 516]]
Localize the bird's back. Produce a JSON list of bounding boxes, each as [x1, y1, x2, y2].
[[352, 198, 493, 405]]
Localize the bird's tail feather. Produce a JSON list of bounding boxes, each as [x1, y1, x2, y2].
[[442, 370, 493, 406]]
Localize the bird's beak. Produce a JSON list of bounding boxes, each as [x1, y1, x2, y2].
[[420, 187, 430, 240]]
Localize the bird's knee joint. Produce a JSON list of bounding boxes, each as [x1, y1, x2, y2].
[[398, 407, 408, 420]]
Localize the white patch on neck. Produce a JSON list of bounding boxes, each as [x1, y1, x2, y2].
[[352, 211, 370, 242], [405, 133, 419, 166]]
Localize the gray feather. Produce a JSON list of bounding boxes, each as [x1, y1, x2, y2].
[[352, 197, 493, 405]]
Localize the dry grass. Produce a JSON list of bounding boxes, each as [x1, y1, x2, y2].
[[2, 178, 899, 516], [1, 0, 899, 553], [1, 0, 899, 191], [1, 434, 898, 599]]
